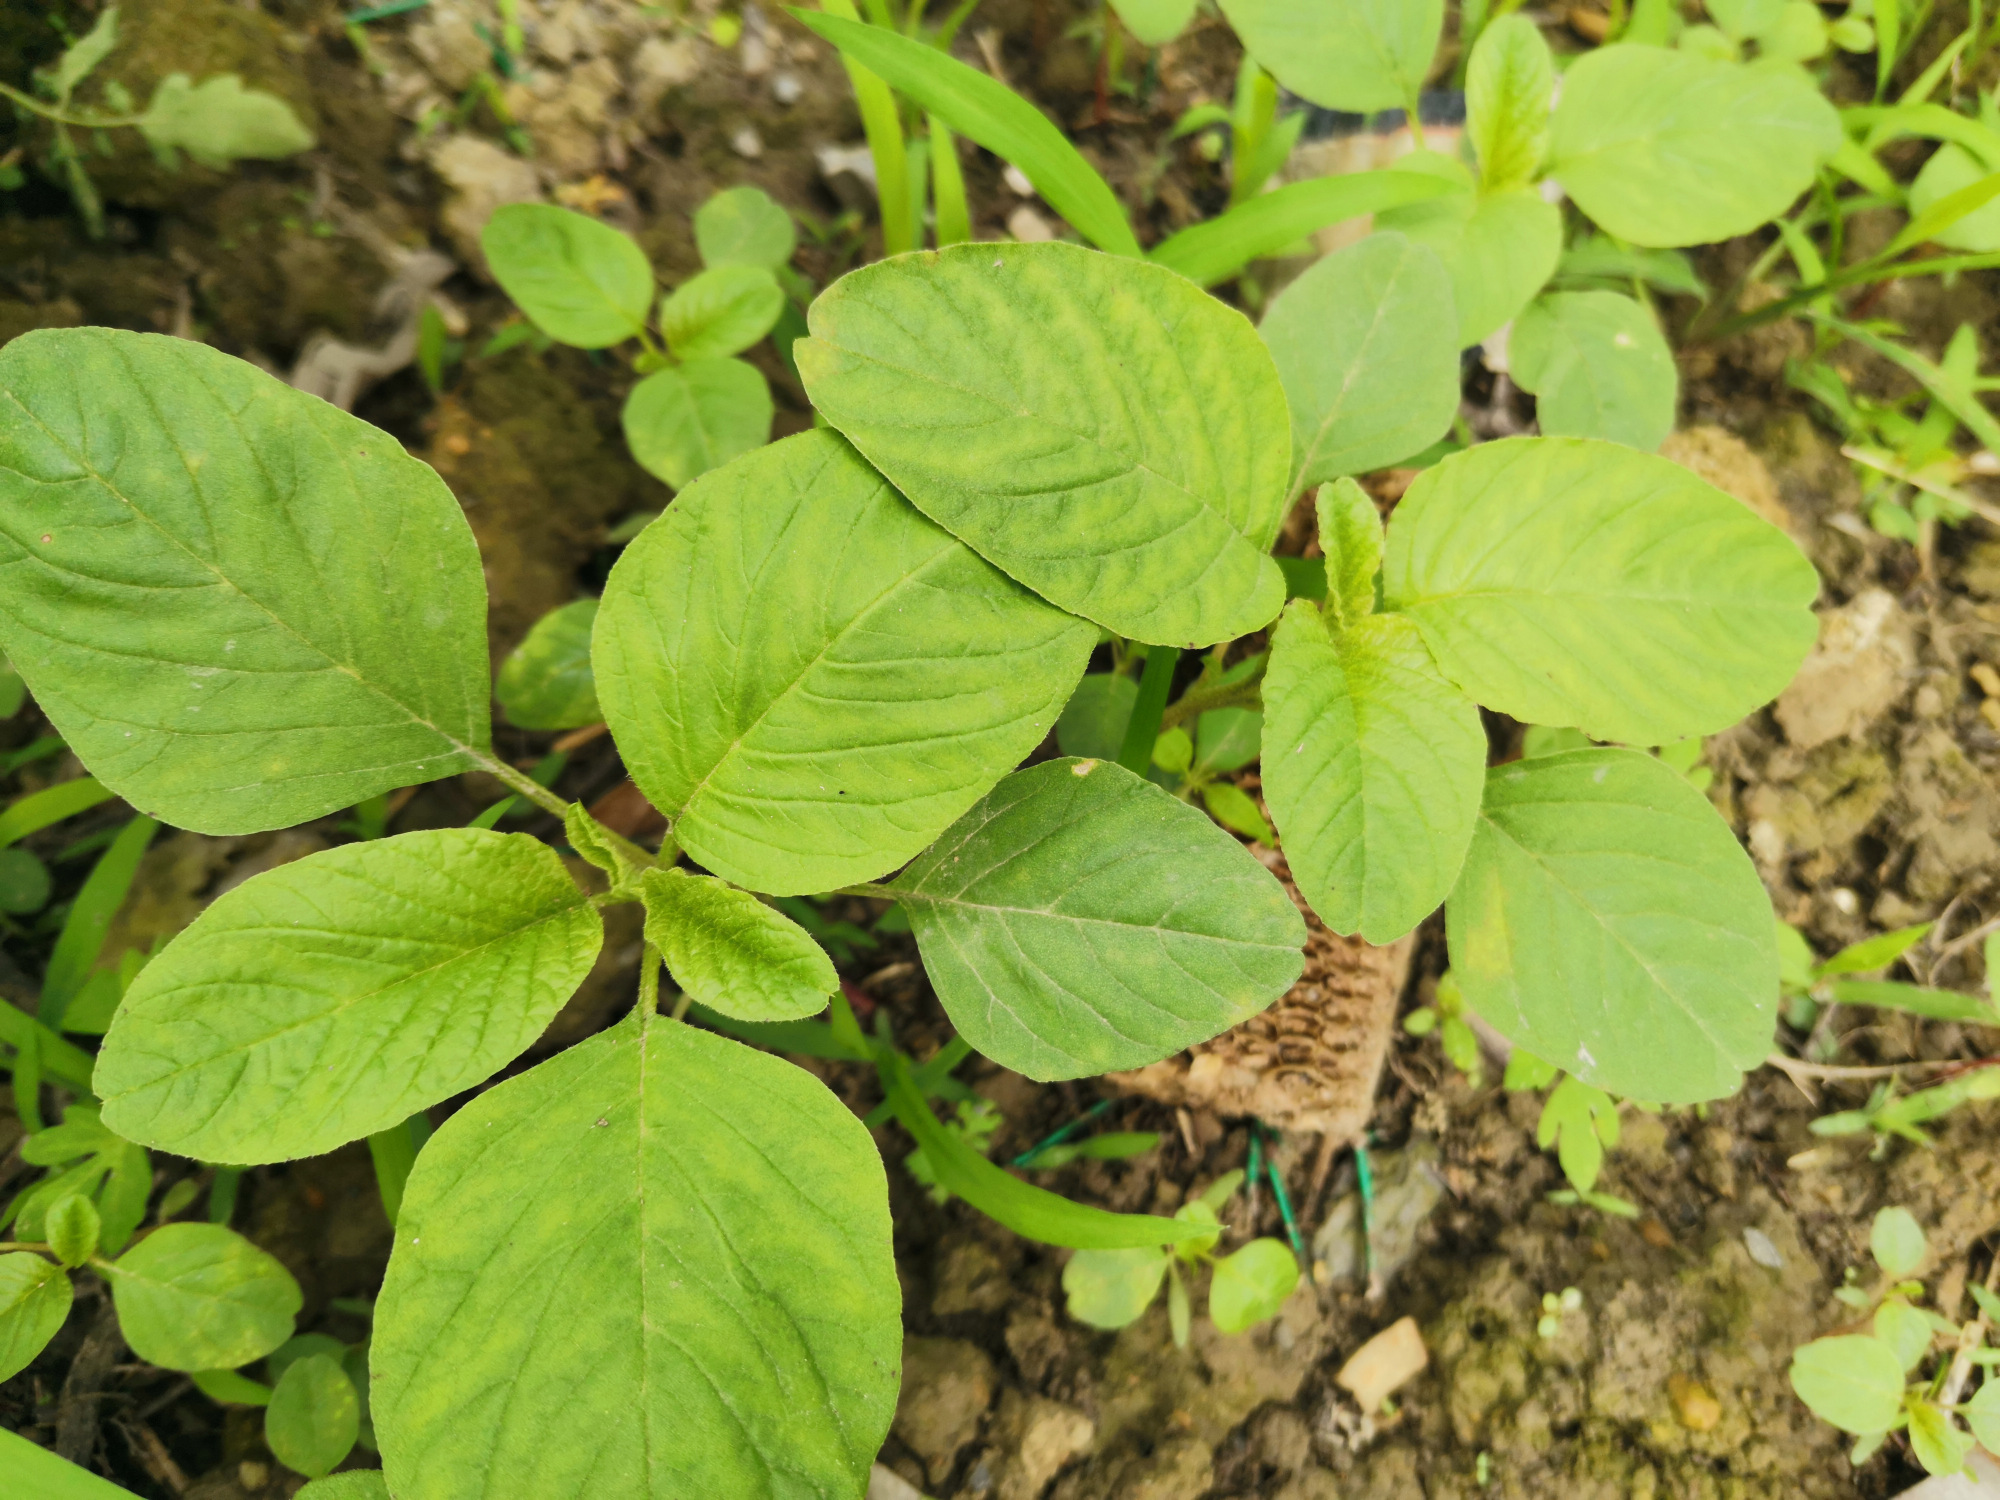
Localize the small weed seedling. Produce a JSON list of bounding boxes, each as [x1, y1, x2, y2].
[[1065, 1170, 1301, 1347], [1792, 1206, 2000, 1478]]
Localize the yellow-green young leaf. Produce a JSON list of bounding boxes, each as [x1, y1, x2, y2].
[[1208, 1239, 1299, 1333], [372, 1018, 900, 1500], [798, 242, 1291, 648], [1447, 749, 1778, 1103], [1466, 14, 1554, 192], [595, 430, 1093, 894], [96, 830, 602, 1164], [1511, 291, 1677, 452], [296, 1474, 390, 1500], [267, 1354, 359, 1479], [1382, 437, 1819, 746], [0, 329, 492, 835], [1109, 0, 1196, 46], [1260, 233, 1460, 490], [1909, 143, 2000, 253], [694, 185, 796, 271], [45, 1193, 99, 1269], [1870, 1206, 1927, 1278], [1063, 1247, 1167, 1328], [1200, 781, 1272, 844], [0, 1251, 72, 1381], [1377, 177, 1561, 345], [138, 74, 315, 168], [1908, 1399, 1974, 1478], [1790, 1335, 1906, 1435], [639, 867, 836, 1022], [1318, 479, 1384, 631], [481, 204, 654, 349], [1262, 603, 1485, 944], [891, 758, 1305, 1079], [1546, 48, 1841, 248], [1219, 0, 1441, 112], [660, 265, 785, 359], [1056, 673, 1140, 762], [1874, 1299, 1933, 1372], [619, 357, 772, 492], [495, 600, 600, 731], [1964, 1379, 2000, 1454], [105, 1224, 300, 1373]]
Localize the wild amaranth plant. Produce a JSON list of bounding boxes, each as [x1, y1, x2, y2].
[[0, 220, 1816, 1493]]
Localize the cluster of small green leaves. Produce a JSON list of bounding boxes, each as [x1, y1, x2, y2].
[[0, 6, 315, 238], [1791, 1206, 2000, 1478], [1064, 1170, 1300, 1345]]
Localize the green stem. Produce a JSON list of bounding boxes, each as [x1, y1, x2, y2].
[[1116, 644, 1181, 774], [829, 881, 898, 900], [474, 751, 575, 819], [637, 942, 662, 1036], [0, 1002, 94, 1094], [0, 81, 146, 131], [1159, 661, 1265, 731], [0, 1243, 51, 1255]]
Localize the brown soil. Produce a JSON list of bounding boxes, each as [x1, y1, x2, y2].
[[3, 3, 2000, 1498]]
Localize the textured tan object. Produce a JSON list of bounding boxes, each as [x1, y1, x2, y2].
[[1335, 1316, 1429, 1414], [1105, 849, 1413, 1138]]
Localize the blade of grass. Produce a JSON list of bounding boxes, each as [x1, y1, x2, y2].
[[818, 0, 915, 255], [38, 815, 157, 1028], [0, 779, 115, 851], [1148, 170, 1455, 287]]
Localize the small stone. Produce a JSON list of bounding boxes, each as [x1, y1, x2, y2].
[[731, 125, 765, 159], [1007, 205, 1056, 243], [893, 1337, 996, 1485], [772, 69, 803, 104], [1667, 1371, 1723, 1432], [1334, 1315, 1428, 1414], [238, 1461, 270, 1491], [741, 30, 771, 75], [1004, 163, 1037, 197], [1743, 1226, 1784, 1269], [988, 1389, 1094, 1500], [868, 1464, 924, 1500]]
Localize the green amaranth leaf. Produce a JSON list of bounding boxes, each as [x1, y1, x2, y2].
[[694, 185, 797, 271], [1446, 749, 1779, 1104], [1908, 1397, 1974, 1478], [1260, 232, 1460, 490], [0, 328, 492, 835], [1789, 1335, 1906, 1434], [639, 867, 837, 1023], [1109, 0, 1196, 46], [594, 429, 1093, 895], [1317, 478, 1383, 631], [1546, 47, 1841, 247], [1063, 1247, 1167, 1327], [481, 204, 654, 349], [296, 1475, 390, 1500], [0, 1429, 148, 1499], [95, 830, 601, 1164], [798, 241, 1291, 647], [891, 758, 1305, 1079], [372, 1017, 900, 1500], [1262, 602, 1486, 944], [1510, 291, 1678, 452], [1870, 1205, 1927, 1278], [1208, 1239, 1299, 1332], [620, 357, 772, 492], [660, 266, 785, 360], [138, 74, 315, 169], [1909, 143, 2000, 252], [1964, 1379, 2000, 1454], [1382, 437, 1819, 746], [0, 1251, 72, 1381], [105, 1223, 300, 1373], [266, 1354, 360, 1479], [1377, 175, 1562, 345], [1466, 14, 1554, 192], [1219, 0, 1442, 112], [496, 600, 601, 731]]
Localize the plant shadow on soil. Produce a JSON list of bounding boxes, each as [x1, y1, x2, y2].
[[2, 1, 2000, 1497]]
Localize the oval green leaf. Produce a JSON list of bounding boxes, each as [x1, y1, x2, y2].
[[0, 329, 492, 835], [1910, 143, 2000, 252], [96, 829, 602, 1163], [620, 356, 773, 493], [1382, 437, 1819, 746], [495, 600, 601, 731], [798, 242, 1291, 647], [1965, 1378, 2000, 1454], [595, 429, 1094, 894], [891, 758, 1306, 1079], [694, 185, 797, 271], [267, 1354, 360, 1479], [1261, 231, 1460, 489], [1218, 0, 1442, 113], [1467, 14, 1554, 192], [373, 1017, 900, 1500], [1263, 602, 1486, 944], [1511, 291, 1677, 452], [1109, 0, 1196, 46], [1870, 1205, 1927, 1279], [660, 265, 785, 360], [481, 203, 653, 348], [1063, 1247, 1167, 1328], [297, 1476, 391, 1500], [1789, 1335, 1907, 1436], [1208, 1239, 1300, 1333], [106, 1223, 300, 1372], [1546, 47, 1841, 247], [1445, 749, 1779, 1103], [639, 867, 836, 1022], [0, 1251, 72, 1382], [1377, 179, 1561, 346]]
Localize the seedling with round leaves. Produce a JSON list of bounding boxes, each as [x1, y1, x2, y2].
[[0, 213, 1818, 1493]]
